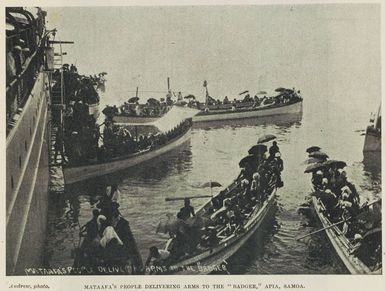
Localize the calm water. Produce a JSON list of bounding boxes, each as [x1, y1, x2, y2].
[[43, 5, 381, 274]]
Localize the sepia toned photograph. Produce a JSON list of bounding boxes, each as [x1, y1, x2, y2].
[[4, 2, 382, 280]]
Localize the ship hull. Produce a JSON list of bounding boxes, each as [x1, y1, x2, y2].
[[363, 127, 381, 152], [6, 72, 50, 275]]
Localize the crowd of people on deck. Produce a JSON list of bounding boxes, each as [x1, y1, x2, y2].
[[145, 140, 284, 271], [6, 8, 47, 125], [308, 150, 381, 266], [77, 184, 142, 273], [52, 64, 104, 164]]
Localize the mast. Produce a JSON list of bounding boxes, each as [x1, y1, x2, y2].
[[203, 80, 209, 105]]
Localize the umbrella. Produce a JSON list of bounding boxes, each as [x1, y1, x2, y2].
[[184, 95, 196, 99], [309, 151, 329, 159], [301, 157, 324, 165], [257, 91, 267, 95], [257, 134, 277, 144], [304, 163, 326, 173], [306, 146, 321, 153], [323, 160, 347, 169], [102, 106, 116, 117], [239, 154, 256, 167], [147, 98, 160, 105], [239, 90, 249, 95], [275, 87, 287, 92], [248, 144, 267, 155], [185, 215, 213, 228], [156, 216, 186, 234], [128, 97, 139, 103], [200, 181, 222, 188]]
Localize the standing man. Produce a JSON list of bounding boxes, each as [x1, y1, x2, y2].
[[54, 125, 66, 164], [179, 198, 195, 220]]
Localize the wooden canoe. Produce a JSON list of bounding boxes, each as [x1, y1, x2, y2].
[[63, 127, 191, 185], [150, 178, 279, 274], [310, 196, 379, 274], [113, 100, 303, 124]]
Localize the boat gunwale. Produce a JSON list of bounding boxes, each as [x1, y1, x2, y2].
[[159, 181, 278, 272], [63, 124, 192, 169], [310, 196, 373, 274]]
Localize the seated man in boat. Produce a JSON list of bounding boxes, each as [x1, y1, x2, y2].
[[250, 172, 262, 202], [179, 198, 195, 221], [319, 189, 338, 217], [80, 209, 100, 242], [223, 96, 229, 104], [311, 170, 323, 190], [268, 141, 280, 159]]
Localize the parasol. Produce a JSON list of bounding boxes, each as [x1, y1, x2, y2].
[[156, 215, 186, 234], [275, 87, 287, 92], [306, 146, 321, 153], [309, 151, 329, 159], [128, 97, 139, 103], [304, 163, 326, 173], [248, 144, 268, 155], [239, 90, 249, 95], [147, 98, 160, 105], [185, 215, 214, 228], [257, 134, 277, 144], [322, 160, 347, 169], [200, 181, 222, 188], [239, 154, 256, 168]]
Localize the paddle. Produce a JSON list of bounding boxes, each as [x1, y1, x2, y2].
[[296, 220, 346, 241], [165, 195, 213, 201]]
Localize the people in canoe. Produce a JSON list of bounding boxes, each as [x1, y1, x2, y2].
[[188, 87, 302, 110], [64, 115, 192, 165], [306, 149, 381, 270], [146, 141, 284, 272], [76, 184, 143, 274]]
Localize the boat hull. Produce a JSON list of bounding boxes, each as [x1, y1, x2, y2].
[[310, 197, 375, 274], [6, 72, 50, 275], [63, 129, 191, 184], [192, 100, 303, 123], [163, 188, 277, 275], [113, 101, 303, 124]]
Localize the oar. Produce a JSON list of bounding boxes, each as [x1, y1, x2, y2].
[[296, 220, 346, 241], [165, 195, 212, 201]]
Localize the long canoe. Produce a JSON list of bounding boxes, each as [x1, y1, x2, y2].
[[113, 100, 303, 124], [309, 196, 378, 274], [192, 99, 302, 123], [150, 177, 279, 275], [63, 127, 191, 185]]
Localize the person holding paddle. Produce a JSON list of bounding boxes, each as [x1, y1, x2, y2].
[[179, 198, 195, 221]]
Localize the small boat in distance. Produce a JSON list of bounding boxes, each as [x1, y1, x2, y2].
[[113, 86, 303, 125]]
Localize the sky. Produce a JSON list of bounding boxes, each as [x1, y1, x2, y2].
[[44, 4, 381, 119]]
